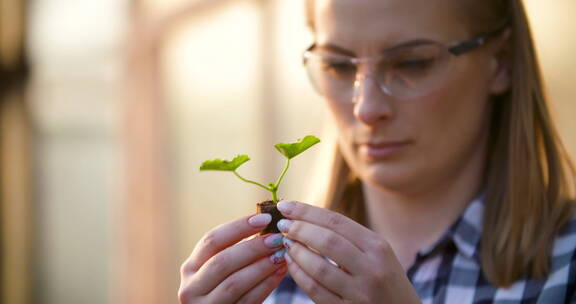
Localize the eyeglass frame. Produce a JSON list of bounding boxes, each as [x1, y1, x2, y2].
[[302, 23, 509, 100]]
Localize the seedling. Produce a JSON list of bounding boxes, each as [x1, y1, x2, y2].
[[200, 135, 320, 202], [200, 135, 320, 233]]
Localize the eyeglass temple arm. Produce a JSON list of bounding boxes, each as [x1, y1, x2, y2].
[[448, 24, 509, 56]]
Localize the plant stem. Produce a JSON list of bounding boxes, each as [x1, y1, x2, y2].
[[233, 171, 270, 192], [275, 158, 291, 187], [271, 158, 290, 203]]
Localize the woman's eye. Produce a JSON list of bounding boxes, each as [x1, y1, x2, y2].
[[322, 61, 356, 77], [394, 59, 434, 72]]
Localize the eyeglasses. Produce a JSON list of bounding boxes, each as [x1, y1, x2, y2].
[[302, 26, 508, 102]]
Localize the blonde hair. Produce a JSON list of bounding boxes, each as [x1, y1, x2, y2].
[[307, 0, 576, 287]]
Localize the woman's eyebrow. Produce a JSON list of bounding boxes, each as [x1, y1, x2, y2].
[[312, 43, 356, 56], [313, 39, 437, 56], [384, 39, 436, 53]]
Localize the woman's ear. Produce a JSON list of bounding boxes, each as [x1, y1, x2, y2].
[[489, 29, 512, 95]]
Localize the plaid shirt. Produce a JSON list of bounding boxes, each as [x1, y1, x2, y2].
[[264, 197, 576, 303]]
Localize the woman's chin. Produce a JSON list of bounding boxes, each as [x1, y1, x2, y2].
[[359, 162, 419, 193]]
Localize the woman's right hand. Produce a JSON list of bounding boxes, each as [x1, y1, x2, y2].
[[178, 213, 287, 304]]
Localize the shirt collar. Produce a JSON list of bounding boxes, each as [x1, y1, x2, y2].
[[417, 195, 485, 263]]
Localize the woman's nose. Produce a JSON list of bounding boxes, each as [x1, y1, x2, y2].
[[352, 73, 395, 125]]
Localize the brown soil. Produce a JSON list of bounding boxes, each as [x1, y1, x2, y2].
[[257, 200, 285, 235]]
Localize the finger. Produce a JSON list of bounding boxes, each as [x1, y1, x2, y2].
[[192, 233, 285, 295], [236, 265, 287, 304], [285, 252, 342, 304], [279, 220, 363, 273], [276, 201, 376, 251], [207, 252, 287, 303], [185, 213, 272, 273], [284, 238, 352, 297]]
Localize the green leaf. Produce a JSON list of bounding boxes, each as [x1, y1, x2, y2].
[[274, 135, 320, 159], [200, 155, 250, 171]]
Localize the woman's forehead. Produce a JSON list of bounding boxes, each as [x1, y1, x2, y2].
[[313, 0, 470, 53]]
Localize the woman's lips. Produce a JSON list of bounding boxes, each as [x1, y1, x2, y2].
[[358, 141, 411, 159]]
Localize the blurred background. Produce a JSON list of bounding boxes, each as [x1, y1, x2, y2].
[[0, 0, 574, 303]]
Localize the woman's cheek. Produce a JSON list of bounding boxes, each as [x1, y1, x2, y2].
[[412, 83, 491, 174]]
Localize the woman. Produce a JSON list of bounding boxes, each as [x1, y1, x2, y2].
[[178, 0, 576, 303]]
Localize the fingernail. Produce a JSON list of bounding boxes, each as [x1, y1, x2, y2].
[[277, 219, 293, 233], [277, 201, 295, 215], [248, 214, 272, 227], [270, 249, 286, 264], [264, 233, 284, 248], [282, 236, 294, 249], [284, 252, 292, 264]]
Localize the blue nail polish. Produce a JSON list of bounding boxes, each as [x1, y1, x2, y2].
[[264, 233, 284, 248], [270, 249, 286, 264], [282, 236, 294, 249]]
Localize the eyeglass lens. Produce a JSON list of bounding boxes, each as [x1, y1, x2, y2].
[[305, 43, 454, 101]]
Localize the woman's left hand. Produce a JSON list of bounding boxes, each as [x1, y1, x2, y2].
[[276, 200, 421, 304]]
